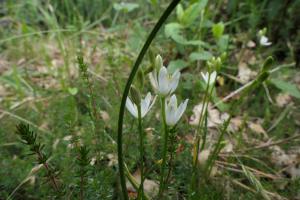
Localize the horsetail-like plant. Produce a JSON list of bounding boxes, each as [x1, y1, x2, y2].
[[15, 123, 60, 193], [77, 56, 102, 149], [75, 146, 90, 200]]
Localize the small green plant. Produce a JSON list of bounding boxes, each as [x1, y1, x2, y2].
[[75, 146, 91, 200], [15, 123, 60, 193]]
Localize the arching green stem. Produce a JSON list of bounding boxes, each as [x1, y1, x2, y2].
[[117, 1, 181, 199]]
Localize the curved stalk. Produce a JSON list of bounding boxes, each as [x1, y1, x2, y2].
[[117, 1, 181, 199], [124, 163, 150, 200], [158, 97, 169, 197]]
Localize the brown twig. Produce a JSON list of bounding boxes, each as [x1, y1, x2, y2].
[[240, 134, 300, 153], [216, 161, 281, 180]]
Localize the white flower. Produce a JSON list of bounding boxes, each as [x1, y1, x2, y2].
[[259, 35, 272, 46], [165, 95, 188, 126], [149, 66, 181, 96], [201, 71, 217, 86], [126, 92, 156, 118]]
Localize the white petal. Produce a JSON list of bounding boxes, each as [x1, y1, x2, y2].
[[140, 101, 148, 118], [165, 95, 178, 126], [140, 92, 152, 117], [169, 94, 178, 108], [260, 36, 272, 46], [166, 104, 176, 126], [209, 71, 217, 85], [169, 71, 181, 94], [158, 67, 169, 95], [175, 99, 189, 123], [144, 92, 152, 107], [149, 71, 158, 90], [126, 97, 138, 118], [201, 72, 208, 84], [148, 95, 157, 112]]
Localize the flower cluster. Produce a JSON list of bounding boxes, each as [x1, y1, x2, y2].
[[126, 55, 189, 126]]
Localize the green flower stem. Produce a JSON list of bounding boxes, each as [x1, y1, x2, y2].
[[200, 86, 215, 151], [137, 106, 145, 199], [165, 127, 176, 186], [193, 80, 211, 166], [191, 74, 213, 194], [117, 1, 181, 199], [158, 96, 169, 197]]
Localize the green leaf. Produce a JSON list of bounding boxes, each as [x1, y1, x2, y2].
[[181, 1, 208, 26], [165, 23, 209, 47], [217, 34, 229, 52], [176, 4, 184, 22], [113, 3, 139, 12], [148, 0, 158, 6], [68, 87, 78, 96], [261, 56, 274, 72], [167, 59, 188, 73], [165, 22, 187, 44], [184, 40, 208, 47], [189, 51, 213, 61], [270, 79, 300, 99], [212, 22, 225, 39]]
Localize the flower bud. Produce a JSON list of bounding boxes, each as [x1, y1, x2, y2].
[[256, 71, 269, 84], [148, 49, 156, 67], [258, 28, 267, 37], [261, 56, 273, 72], [221, 52, 227, 62], [155, 54, 163, 70], [130, 86, 141, 106], [137, 69, 144, 89]]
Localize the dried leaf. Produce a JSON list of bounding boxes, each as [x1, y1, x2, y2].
[[90, 157, 97, 166], [63, 135, 72, 141], [275, 93, 292, 107], [229, 117, 243, 132], [237, 62, 256, 84], [100, 110, 110, 122], [248, 122, 268, 138], [190, 103, 229, 128], [198, 149, 210, 165], [126, 170, 159, 198], [107, 153, 118, 167], [247, 40, 256, 48]]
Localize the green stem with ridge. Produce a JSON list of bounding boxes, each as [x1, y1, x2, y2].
[[137, 105, 145, 199], [190, 73, 213, 196], [158, 96, 169, 197], [116, 1, 181, 199]]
